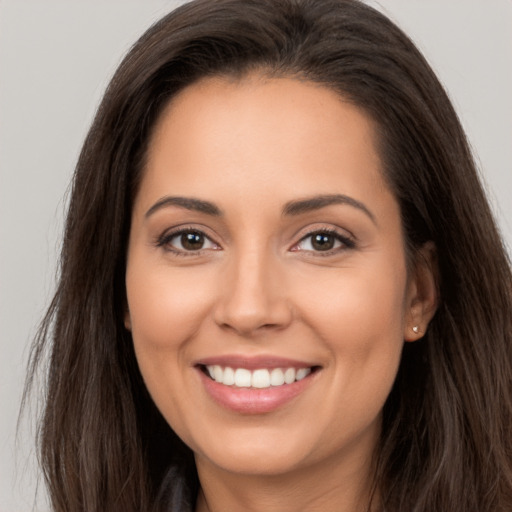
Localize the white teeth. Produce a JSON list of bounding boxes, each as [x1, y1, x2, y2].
[[213, 365, 223, 383], [205, 365, 313, 388], [270, 368, 285, 386], [284, 367, 296, 384], [223, 366, 235, 386], [234, 368, 252, 387], [252, 369, 270, 388], [296, 368, 311, 381]]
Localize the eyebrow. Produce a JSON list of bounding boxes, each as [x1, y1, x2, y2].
[[145, 196, 222, 218], [282, 194, 376, 224], [144, 193, 375, 224]]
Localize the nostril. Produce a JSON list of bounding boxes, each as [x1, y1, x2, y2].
[[213, 280, 293, 335]]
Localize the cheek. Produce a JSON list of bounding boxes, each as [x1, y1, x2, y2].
[[126, 260, 212, 349], [293, 261, 407, 406], [297, 261, 407, 340], [124, 255, 216, 410], [125, 259, 217, 444]]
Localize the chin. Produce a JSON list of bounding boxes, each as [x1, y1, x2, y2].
[[200, 448, 310, 477], [189, 424, 315, 476]]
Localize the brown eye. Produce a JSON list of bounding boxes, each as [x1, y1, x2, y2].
[[293, 230, 355, 254], [311, 233, 336, 251], [180, 231, 205, 250], [160, 229, 219, 253]]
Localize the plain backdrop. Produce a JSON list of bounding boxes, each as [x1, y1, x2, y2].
[[1, 1, 510, 510]]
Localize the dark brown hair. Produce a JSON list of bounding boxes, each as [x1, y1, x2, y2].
[[25, 0, 512, 510]]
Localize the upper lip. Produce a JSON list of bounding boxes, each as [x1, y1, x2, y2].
[[195, 354, 319, 370]]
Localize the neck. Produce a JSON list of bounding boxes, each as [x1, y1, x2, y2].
[[194, 446, 379, 512]]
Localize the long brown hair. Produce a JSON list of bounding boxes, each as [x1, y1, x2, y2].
[[25, 0, 512, 510]]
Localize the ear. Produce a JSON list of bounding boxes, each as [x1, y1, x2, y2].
[[404, 241, 438, 342]]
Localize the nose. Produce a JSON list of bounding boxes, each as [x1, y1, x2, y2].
[[213, 248, 293, 337]]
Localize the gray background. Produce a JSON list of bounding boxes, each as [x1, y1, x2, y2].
[[1, 1, 510, 510]]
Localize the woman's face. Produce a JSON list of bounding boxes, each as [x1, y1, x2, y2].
[[125, 75, 428, 478]]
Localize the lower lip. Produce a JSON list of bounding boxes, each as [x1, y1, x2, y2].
[[197, 368, 317, 414]]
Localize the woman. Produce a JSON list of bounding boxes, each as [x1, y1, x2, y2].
[[26, 0, 512, 510]]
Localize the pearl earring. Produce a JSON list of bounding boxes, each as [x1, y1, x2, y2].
[[412, 325, 420, 334]]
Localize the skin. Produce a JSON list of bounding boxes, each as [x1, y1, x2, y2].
[[125, 74, 437, 512]]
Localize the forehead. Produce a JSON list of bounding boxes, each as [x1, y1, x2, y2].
[[138, 74, 396, 220]]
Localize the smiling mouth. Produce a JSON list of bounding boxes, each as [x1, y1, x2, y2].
[[199, 365, 320, 389]]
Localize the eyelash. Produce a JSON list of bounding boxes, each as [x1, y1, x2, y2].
[[155, 226, 219, 257], [155, 227, 356, 256], [293, 228, 356, 255]]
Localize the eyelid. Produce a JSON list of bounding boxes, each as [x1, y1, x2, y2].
[[155, 223, 355, 256], [290, 226, 356, 254], [155, 225, 222, 255]]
